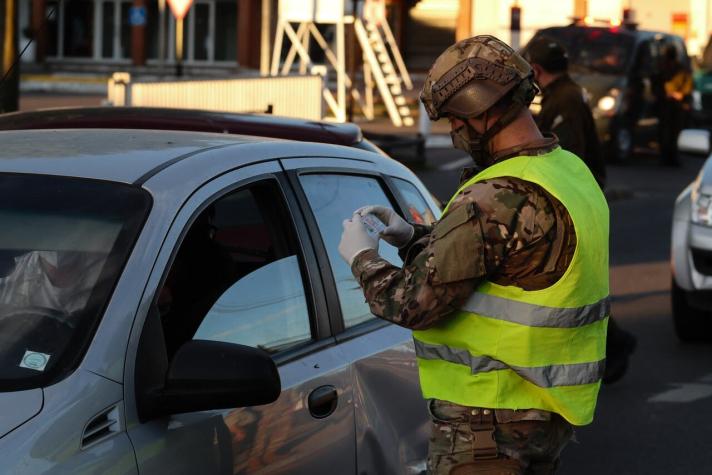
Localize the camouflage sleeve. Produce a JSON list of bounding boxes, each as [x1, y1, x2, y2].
[[350, 178, 556, 330], [398, 223, 433, 264]]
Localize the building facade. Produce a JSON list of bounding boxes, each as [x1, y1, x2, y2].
[[16, 0, 712, 74]]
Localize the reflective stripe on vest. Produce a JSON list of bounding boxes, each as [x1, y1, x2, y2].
[[414, 340, 605, 388], [462, 292, 610, 328]]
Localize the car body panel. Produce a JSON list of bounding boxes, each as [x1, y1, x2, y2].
[[128, 347, 356, 474], [342, 325, 429, 475], [673, 154, 712, 293], [0, 370, 137, 474], [0, 388, 43, 439]]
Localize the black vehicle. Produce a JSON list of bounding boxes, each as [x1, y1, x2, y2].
[[526, 23, 691, 161]]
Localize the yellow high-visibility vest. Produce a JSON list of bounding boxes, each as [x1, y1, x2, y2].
[[413, 147, 609, 426]]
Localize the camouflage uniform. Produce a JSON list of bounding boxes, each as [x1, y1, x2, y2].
[[351, 136, 577, 474]]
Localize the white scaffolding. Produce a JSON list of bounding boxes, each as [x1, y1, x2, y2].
[[270, 0, 414, 126]]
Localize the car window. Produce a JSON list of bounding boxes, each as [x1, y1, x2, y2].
[[159, 180, 312, 356], [0, 174, 150, 391], [391, 177, 438, 225], [534, 28, 634, 75], [299, 174, 402, 329]]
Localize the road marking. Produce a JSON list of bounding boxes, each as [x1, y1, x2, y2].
[[648, 383, 712, 403], [439, 156, 473, 171]]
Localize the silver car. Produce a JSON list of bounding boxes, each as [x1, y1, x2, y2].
[[0, 129, 440, 474], [671, 129, 712, 340]]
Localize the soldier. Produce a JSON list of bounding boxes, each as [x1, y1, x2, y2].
[[658, 45, 693, 167], [525, 37, 637, 384], [524, 36, 606, 187], [338, 36, 609, 474]]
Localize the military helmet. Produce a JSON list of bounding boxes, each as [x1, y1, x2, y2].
[[420, 35, 536, 121]]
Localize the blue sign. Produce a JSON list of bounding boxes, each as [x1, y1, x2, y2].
[[129, 6, 147, 26]]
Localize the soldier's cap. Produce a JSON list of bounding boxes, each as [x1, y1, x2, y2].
[[420, 35, 535, 121], [523, 36, 569, 73]]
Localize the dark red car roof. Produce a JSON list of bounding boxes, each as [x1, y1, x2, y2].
[[0, 107, 366, 147]]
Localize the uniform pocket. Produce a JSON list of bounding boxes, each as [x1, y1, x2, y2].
[[431, 203, 485, 283]]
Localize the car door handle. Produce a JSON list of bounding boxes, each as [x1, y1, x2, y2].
[[308, 385, 338, 419]]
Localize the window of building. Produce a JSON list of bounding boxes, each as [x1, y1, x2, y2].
[[299, 174, 402, 329], [215, 0, 237, 61], [46, 1, 59, 57], [63, 0, 94, 57], [120, 1, 132, 59], [101, 1, 115, 58], [159, 181, 312, 357]]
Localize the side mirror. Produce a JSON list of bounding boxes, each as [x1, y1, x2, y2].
[[678, 129, 711, 156], [156, 340, 281, 417]]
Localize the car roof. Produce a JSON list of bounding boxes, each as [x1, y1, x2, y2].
[[0, 129, 266, 183], [535, 25, 680, 43], [0, 107, 365, 147], [0, 129, 397, 184]]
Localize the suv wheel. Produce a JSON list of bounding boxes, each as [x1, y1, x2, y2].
[[671, 279, 712, 341]]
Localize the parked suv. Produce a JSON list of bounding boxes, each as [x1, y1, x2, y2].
[[0, 129, 439, 473], [526, 23, 691, 161]]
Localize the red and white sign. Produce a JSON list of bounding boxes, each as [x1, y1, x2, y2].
[[167, 0, 193, 20]]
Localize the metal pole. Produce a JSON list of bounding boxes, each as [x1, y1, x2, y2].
[[1, 0, 19, 112], [259, 0, 271, 75], [176, 17, 183, 76], [336, 19, 346, 122], [158, 0, 166, 64]]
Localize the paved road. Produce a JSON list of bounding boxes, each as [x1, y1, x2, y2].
[[411, 145, 711, 474]]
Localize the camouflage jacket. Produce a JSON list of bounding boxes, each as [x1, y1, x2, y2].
[[351, 135, 575, 331]]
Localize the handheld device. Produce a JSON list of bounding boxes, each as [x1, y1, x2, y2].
[[362, 214, 387, 239]]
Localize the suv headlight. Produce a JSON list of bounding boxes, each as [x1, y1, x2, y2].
[[595, 88, 620, 118], [692, 182, 712, 226]]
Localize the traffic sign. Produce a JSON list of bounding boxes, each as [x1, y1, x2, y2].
[[167, 0, 193, 20], [128, 6, 147, 26]]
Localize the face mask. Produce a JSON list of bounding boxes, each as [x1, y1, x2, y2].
[[450, 121, 493, 168]]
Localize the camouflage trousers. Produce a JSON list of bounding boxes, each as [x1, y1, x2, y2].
[[426, 400, 573, 475]]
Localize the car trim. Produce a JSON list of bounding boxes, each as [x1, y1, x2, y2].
[[133, 143, 242, 185]]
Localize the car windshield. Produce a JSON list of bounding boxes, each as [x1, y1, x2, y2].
[[534, 28, 635, 75], [0, 174, 150, 391]]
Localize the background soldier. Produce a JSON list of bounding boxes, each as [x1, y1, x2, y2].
[[659, 45, 693, 167], [524, 36, 606, 187], [339, 36, 609, 474], [525, 37, 637, 384]]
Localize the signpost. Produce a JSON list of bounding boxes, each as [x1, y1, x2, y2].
[[166, 0, 193, 76]]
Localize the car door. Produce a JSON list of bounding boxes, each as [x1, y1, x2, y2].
[[282, 157, 438, 474], [125, 162, 356, 474]]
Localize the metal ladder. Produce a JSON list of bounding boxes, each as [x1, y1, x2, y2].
[[354, 17, 414, 127]]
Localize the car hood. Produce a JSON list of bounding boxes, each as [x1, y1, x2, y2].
[[569, 73, 624, 103], [0, 388, 43, 439]]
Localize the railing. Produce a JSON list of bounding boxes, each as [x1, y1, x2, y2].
[[107, 73, 324, 120]]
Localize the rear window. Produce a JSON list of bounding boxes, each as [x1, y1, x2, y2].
[[531, 28, 635, 75], [0, 174, 150, 391]]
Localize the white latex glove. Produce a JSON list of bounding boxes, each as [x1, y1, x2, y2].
[[338, 214, 379, 266], [356, 205, 414, 248]]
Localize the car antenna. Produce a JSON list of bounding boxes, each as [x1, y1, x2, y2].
[[0, 6, 57, 87]]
